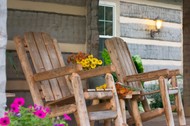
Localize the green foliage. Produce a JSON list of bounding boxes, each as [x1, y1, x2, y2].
[[101, 49, 111, 66], [8, 106, 53, 126], [145, 84, 175, 109], [132, 55, 144, 73]]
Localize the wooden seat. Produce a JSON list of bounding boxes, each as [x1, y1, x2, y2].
[[105, 37, 186, 126], [14, 32, 127, 126]]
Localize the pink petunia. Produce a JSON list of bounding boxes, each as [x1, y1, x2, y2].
[[13, 97, 25, 106], [63, 114, 71, 121], [28, 105, 33, 109], [0, 117, 10, 125], [10, 103, 19, 113], [34, 110, 46, 119], [3, 112, 8, 116], [34, 104, 42, 111], [44, 107, 51, 114], [58, 124, 64, 126]]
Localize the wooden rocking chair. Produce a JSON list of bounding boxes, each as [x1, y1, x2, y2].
[[14, 32, 126, 126], [105, 37, 186, 126]]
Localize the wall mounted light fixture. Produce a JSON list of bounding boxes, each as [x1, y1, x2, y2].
[[150, 18, 163, 38]]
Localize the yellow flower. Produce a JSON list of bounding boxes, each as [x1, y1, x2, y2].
[[85, 59, 90, 63], [91, 58, 98, 64], [85, 63, 90, 67], [90, 64, 96, 69], [96, 83, 107, 90], [98, 60, 102, 65], [88, 55, 93, 59]]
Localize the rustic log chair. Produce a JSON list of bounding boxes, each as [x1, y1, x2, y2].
[[105, 37, 186, 126], [14, 32, 127, 126]]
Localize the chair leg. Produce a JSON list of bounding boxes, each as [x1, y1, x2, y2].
[[71, 73, 91, 126], [120, 99, 127, 124], [74, 112, 80, 126], [159, 76, 175, 126], [141, 96, 151, 112], [104, 119, 112, 126], [171, 76, 186, 125], [105, 73, 128, 126], [130, 98, 142, 126]]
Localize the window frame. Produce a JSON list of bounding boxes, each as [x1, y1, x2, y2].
[[98, 1, 116, 38]]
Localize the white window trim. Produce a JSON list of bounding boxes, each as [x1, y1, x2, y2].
[[99, 1, 116, 38]]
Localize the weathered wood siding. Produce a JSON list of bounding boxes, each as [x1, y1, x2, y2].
[[7, 10, 86, 44], [6, 0, 100, 80], [120, 1, 182, 72]]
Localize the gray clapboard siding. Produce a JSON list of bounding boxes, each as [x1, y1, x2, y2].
[[7, 10, 86, 44], [128, 43, 181, 60], [120, 2, 182, 24], [144, 65, 181, 72], [120, 23, 181, 42]]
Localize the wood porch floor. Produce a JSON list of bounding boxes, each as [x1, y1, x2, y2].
[[142, 113, 190, 126], [68, 112, 190, 125]]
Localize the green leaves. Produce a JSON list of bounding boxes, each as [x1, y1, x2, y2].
[[101, 49, 111, 65], [132, 55, 144, 73]]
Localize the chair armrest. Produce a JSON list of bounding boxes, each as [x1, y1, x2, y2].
[[33, 64, 82, 81], [77, 65, 116, 80], [168, 69, 180, 78], [123, 69, 169, 82]]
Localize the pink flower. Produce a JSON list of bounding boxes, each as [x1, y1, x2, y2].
[[13, 97, 25, 106], [10, 103, 19, 113], [54, 124, 64, 126], [3, 112, 8, 116], [34, 104, 42, 111], [63, 114, 71, 121], [44, 107, 51, 114], [28, 105, 33, 109], [0, 117, 10, 125], [34, 110, 46, 119]]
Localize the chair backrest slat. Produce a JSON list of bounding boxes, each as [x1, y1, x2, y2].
[[41, 33, 71, 97], [14, 36, 44, 105], [105, 37, 142, 89], [24, 32, 71, 101]]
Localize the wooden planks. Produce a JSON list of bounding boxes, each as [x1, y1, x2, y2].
[[24, 32, 55, 101], [14, 36, 44, 105], [77, 65, 116, 80], [24, 32, 75, 101], [105, 38, 140, 88], [124, 69, 169, 82], [41, 33, 71, 97], [89, 111, 117, 121], [33, 64, 82, 81], [84, 91, 113, 100]]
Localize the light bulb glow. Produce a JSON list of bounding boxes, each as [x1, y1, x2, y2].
[[156, 20, 162, 30]]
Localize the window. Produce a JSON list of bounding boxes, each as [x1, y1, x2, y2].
[[98, 2, 115, 59], [98, 6, 113, 36]]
